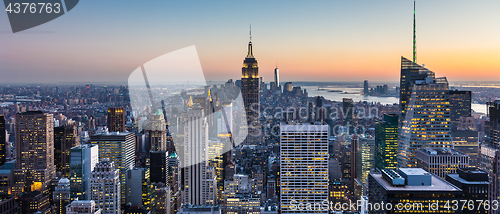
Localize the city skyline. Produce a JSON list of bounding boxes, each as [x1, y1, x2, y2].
[[0, 0, 499, 84]]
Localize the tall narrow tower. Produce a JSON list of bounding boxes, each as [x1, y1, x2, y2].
[[241, 26, 261, 145], [413, 0, 417, 63]]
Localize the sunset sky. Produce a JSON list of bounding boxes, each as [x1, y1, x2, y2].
[[0, 0, 499, 84]]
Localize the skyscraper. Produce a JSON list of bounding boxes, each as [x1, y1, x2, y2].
[[13, 111, 56, 197], [53, 178, 71, 214], [375, 114, 398, 170], [241, 29, 261, 145], [146, 109, 167, 152], [356, 135, 375, 184], [398, 57, 435, 126], [486, 100, 500, 148], [126, 168, 156, 213], [342, 98, 354, 133], [91, 132, 135, 204], [107, 107, 125, 132], [416, 148, 469, 179], [449, 90, 471, 130], [398, 77, 452, 167], [280, 123, 328, 213], [90, 159, 121, 214], [54, 122, 80, 178], [70, 144, 99, 200], [0, 115, 5, 166], [150, 150, 169, 184], [183, 108, 211, 205], [274, 65, 280, 92], [363, 80, 369, 95]]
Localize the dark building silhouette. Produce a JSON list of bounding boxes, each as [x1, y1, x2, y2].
[[343, 98, 354, 133], [54, 122, 80, 178], [107, 107, 125, 132], [486, 100, 500, 148], [449, 90, 471, 130], [0, 115, 5, 166], [363, 80, 369, 95], [446, 168, 489, 214], [150, 151, 168, 184]]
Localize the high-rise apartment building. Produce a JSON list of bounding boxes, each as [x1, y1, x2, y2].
[[398, 77, 452, 168], [90, 159, 121, 214], [91, 132, 135, 204], [107, 107, 125, 132], [70, 144, 99, 200], [416, 148, 469, 179], [280, 123, 328, 213], [13, 111, 56, 197], [375, 114, 398, 170]]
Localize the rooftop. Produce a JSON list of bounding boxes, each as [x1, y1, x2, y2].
[[370, 171, 460, 192], [420, 147, 466, 156]]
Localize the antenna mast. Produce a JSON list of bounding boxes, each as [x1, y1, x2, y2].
[[413, 0, 417, 63]]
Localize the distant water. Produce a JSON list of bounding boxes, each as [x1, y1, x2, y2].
[[304, 86, 487, 114]]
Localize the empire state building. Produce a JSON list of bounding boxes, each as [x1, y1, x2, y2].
[[241, 31, 261, 145]]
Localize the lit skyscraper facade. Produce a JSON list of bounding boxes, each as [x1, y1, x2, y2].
[[416, 148, 469, 179], [53, 178, 71, 214], [398, 57, 435, 126], [70, 144, 99, 200], [375, 114, 398, 170], [398, 76, 452, 168], [13, 111, 56, 197], [90, 132, 135, 204], [107, 107, 125, 132], [241, 31, 261, 145], [280, 123, 328, 213], [356, 135, 375, 184]]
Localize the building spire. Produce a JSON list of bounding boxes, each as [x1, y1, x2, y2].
[[413, 0, 417, 63], [247, 25, 253, 58]]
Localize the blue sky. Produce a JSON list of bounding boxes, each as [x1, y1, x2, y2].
[[0, 0, 499, 83]]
